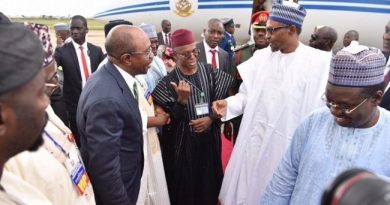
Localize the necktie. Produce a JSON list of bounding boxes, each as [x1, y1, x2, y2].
[[133, 82, 138, 102], [210, 49, 217, 69], [79, 46, 90, 80], [165, 33, 170, 47]]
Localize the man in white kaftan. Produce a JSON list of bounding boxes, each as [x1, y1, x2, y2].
[[213, 1, 332, 204]]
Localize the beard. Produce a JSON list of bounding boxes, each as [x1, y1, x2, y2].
[[27, 112, 48, 151]]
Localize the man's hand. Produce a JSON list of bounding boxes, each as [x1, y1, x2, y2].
[[212, 100, 227, 118], [189, 116, 213, 133], [170, 81, 190, 105], [155, 105, 170, 125], [155, 111, 170, 126]]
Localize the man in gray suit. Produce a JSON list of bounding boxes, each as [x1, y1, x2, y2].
[[77, 25, 152, 205], [196, 18, 231, 73]]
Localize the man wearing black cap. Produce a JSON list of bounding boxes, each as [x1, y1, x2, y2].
[[104, 19, 133, 37], [261, 44, 390, 205], [0, 13, 50, 204], [213, 0, 332, 204], [309, 25, 338, 52], [54, 15, 104, 146], [219, 17, 236, 61]]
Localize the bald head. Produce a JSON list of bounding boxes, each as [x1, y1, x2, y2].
[[343, 30, 359, 47], [105, 25, 147, 59], [105, 25, 152, 76]]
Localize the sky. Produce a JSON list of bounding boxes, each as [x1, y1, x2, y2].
[[2, 0, 107, 18]]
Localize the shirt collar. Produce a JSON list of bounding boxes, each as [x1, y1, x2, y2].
[[113, 64, 137, 92], [203, 39, 218, 51], [72, 40, 88, 50]]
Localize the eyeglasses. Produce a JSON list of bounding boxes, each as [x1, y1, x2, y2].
[[45, 83, 59, 95], [175, 48, 200, 59], [321, 94, 369, 114], [265, 25, 290, 35]]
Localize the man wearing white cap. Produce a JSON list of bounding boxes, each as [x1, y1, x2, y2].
[[139, 24, 167, 92], [54, 23, 71, 48], [212, 0, 332, 204], [262, 44, 390, 205]]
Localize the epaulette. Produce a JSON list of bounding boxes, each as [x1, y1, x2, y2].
[[234, 41, 254, 52]]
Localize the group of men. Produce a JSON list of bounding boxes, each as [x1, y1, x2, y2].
[[1, 0, 390, 205]]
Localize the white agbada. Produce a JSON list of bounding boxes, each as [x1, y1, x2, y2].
[[219, 43, 332, 205], [135, 77, 170, 205]]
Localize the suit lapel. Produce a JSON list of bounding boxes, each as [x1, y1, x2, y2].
[[87, 43, 97, 73], [68, 43, 82, 81], [218, 49, 225, 70], [197, 42, 207, 65], [105, 62, 142, 126]]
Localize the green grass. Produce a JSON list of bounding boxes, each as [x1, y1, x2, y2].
[[10, 17, 105, 30]]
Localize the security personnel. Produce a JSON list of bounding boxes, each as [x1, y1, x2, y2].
[[219, 18, 237, 61]]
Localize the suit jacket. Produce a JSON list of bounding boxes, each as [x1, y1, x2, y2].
[[54, 41, 105, 115], [76, 61, 143, 205], [196, 42, 231, 73], [380, 89, 390, 111], [157, 32, 170, 47]]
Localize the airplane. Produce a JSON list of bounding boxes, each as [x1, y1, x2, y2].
[[94, 0, 390, 49]]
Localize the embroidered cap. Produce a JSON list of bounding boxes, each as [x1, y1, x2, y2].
[[139, 23, 158, 39], [328, 44, 386, 87], [25, 23, 54, 68], [269, 0, 307, 30], [251, 11, 269, 29], [171, 29, 195, 48]]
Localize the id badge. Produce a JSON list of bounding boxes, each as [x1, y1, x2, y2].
[[64, 146, 90, 195], [195, 103, 209, 116], [71, 162, 90, 195]]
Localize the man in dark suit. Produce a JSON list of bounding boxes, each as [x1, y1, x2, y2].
[[54, 15, 104, 146], [77, 25, 153, 205], [196, 18, 231, 73], [157, 19, 172, 47]]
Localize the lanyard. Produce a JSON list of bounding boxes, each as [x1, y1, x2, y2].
[[44, 129, 69, 158], [175, 69, 204, 95]]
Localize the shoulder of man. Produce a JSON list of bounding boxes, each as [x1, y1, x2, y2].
[[87, 42, 102, 50], [234, 42, 253, 53], [234, 42, 253, 63]]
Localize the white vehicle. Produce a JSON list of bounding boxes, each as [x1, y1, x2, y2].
[[94, 0, 390, 48]]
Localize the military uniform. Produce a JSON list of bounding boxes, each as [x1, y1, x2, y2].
[[230, 43, 255, 94], [219, 32, 236, 60]]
